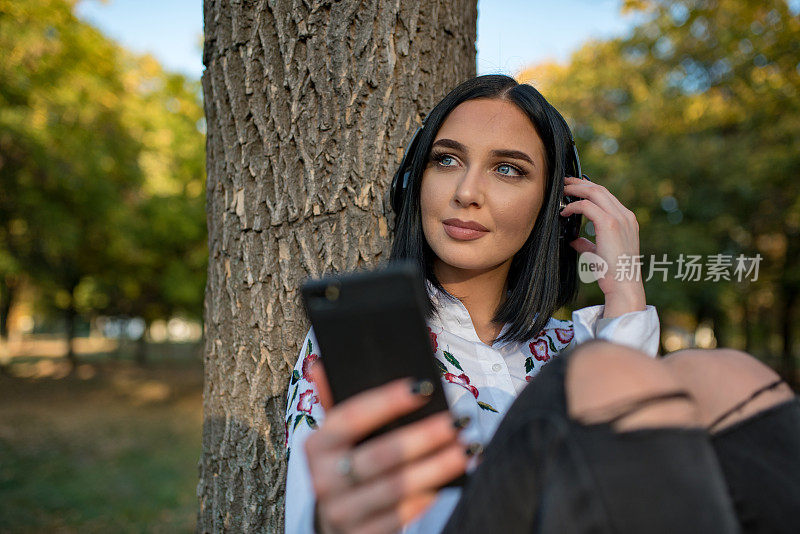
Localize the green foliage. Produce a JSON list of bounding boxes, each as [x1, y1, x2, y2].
[[521, 0, 800, 351], [0, 0, 206, 329]]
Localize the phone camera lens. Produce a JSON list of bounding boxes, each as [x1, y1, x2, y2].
[[325, 284, 340, 301]]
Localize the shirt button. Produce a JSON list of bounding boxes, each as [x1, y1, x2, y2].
[[492, 363, 502, 372]]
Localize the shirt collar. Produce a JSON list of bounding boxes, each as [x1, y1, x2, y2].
[[425, 279, 515, 348]]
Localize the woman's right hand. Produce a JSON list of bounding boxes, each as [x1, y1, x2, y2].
[[305, 363, 471, 534]]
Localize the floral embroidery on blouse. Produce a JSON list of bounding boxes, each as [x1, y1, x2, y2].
[[431, 337, 500, 413], [428, 326, 438, 352], [554, 327, 574, 344], [285, 337, 321, 459], [525, 320, 574, 382], [444, 372, 479, 399]]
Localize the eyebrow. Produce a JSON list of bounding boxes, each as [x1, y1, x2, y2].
[[431, 138, 536, 168], [490, 149, 536, 168], [431, 138, 467, 153]]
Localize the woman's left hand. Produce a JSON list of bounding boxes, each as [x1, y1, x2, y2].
[[558, 175, 647, 319]]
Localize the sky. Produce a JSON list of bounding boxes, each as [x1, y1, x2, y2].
[[75, 0, 640, 81]]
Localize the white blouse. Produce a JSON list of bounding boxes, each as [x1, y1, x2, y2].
[[284, 282, 660, 533]]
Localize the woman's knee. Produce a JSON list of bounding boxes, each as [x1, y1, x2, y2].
[[662, 348, 795, 432], [565, 340, 700, 432]]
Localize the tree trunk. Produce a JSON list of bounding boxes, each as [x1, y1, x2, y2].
[[743, 291, 753, 354], [779, 286, 797, 390], [135, 323, 148, 367], [0, 275, 11, 376], [711, 306, 726, 349], [0, 274, 16, 340], [64, 299, 78, 370], [198, 1, 477, 531]]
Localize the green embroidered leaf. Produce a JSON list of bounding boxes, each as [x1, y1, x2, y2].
[[547, 336, 557, 353], [443, 350, 463, 371], [434, 358, 448, 376], [291, 369, 301, 384], [306, 339, 313, 357], [289, 384, 299, 407], [477, 401, 499, 413], [305, 415, 318, 429], [293, 413, 305, 430], [525, 357, 534, 373]]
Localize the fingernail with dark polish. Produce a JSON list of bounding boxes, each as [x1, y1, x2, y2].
[[410, 378, 434, 397], [453, 416, 471, 430], [466, 443, 483, 457]]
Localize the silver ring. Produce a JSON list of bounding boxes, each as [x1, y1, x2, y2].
[[335, 453, 359, 485]]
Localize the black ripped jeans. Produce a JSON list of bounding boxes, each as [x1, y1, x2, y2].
[[442, 346, 800, 534]]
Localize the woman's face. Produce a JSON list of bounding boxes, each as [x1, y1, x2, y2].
[[420, 98, 548, 279]]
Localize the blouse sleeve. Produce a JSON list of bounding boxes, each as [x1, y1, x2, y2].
[[285, 327, 326, 534], [570, 304, 661, 357]]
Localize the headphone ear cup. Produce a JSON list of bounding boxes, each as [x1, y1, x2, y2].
[[558, 169, 589, 243], [559, 196, 582, 243], [389, 166, 404, 215], [390, 127, 423, 215], [390, 168, 411, 215]]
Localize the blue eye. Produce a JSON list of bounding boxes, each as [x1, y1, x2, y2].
[[438, 155, 457, 167], [497, 164, 523, 176]]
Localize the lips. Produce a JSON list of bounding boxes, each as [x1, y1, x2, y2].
[[442, 218, 489, 231], [442, 218, 489, 241]]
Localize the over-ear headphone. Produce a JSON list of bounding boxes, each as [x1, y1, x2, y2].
[[561, 137, 591, 243], [389, 125, 424, 216], [390, 123, 589, 243]]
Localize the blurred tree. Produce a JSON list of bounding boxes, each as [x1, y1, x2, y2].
[[0, 0, 143, 366], [100, 55, 207, 364], [199, 0, 477, 529], [0, 0, 206, 366], [521, 0, 799, 384]]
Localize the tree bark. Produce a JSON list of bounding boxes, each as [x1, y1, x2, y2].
[[198, 1, 477, 531]]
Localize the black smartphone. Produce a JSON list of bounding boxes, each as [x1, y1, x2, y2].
[[300, 261, 451, 442]]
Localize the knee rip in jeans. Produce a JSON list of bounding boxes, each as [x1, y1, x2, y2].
[[707, 378, 791, 434], [571, 389, 700, 432], [564, 344, 702, 432]]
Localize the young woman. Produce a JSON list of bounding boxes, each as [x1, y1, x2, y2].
[[284, 75, 799, 534]]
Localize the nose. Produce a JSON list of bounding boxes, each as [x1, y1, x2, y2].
[[452, 165, 485, 208]]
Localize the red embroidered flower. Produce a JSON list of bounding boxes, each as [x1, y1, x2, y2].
[[525, 375, 533, 382], [428, 327, 438, 352], [301, 352, 319, 380], [529, 338, 551, 362], [297, 389, 318, 413], [555, 327, 574, 344], [444, 372, 479, 398]]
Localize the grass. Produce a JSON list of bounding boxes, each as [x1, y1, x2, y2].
[[0, 352, 203, 533]]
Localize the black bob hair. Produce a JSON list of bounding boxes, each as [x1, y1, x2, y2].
[[389, 74, 580, 345]]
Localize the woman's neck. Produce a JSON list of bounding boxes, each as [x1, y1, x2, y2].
[[434, 259, 511, 345]]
